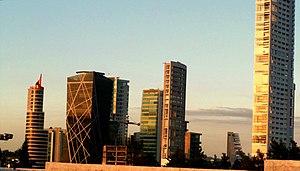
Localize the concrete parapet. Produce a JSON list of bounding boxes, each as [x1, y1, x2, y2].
[[264, 160, 300, 171], [46, 162, 246, 171]]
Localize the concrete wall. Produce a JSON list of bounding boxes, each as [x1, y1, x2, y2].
[[264, 160, 300, 171], [45, 162, 247, 171]]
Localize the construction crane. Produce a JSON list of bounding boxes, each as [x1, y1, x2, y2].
[[0, 133, 13, 141], [126, 121, 140, 126]]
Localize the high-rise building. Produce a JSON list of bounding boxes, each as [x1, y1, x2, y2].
[[109, 77, 129, 145], [252, 0, 295, 155], [185, 132, 202, 160], [140, 89, 163, 163], [25, 75, 48, 168], [161, 61, 187, 165], [48, 127, 69, 163], [66, 71, 113, 164], [227, 132, 242, 165]]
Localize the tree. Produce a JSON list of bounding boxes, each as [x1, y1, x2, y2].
[[210, 154, 220, 169], [267, 139, 289, 160], [187, 146, 208, 168], [232, 151, 255, 170], [220, 153, 231, 169], [15, 139, 31, 168], [252, 149, 264, 171], [288, 140, 300, 160], [268, 139, 300, 160], [0, 148, 2, 167], [166, 149, 187, 168]]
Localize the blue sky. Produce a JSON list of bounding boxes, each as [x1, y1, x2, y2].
[[0, 0, 299, 156]]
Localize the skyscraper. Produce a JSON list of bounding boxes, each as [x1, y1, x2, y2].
[[109, 77, 129, 145], [227, 132, 242, 165], [252, 0, 295, 155], [161, 61, 187, 165], [25, 75, 48, 168], [66, 71, 113, 164], [140, 89, 163, 163]]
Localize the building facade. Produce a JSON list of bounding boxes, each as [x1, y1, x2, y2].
[[25, 75, 48, 168], [252, 0, 295, 155], [48, 127, 69, 163], [66, 71, 113, 164], [184, 132, 202, 160], [109, 77, 130, 145], [161, 61, 187, 165], [102, 145, 127, 165], [140, 89, 163, 163], [227, 132, 242, 165]]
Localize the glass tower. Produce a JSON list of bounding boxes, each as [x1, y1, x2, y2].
[[66, 71, 113, 164], [252, 0, 295, 155], [140, 89, 163, 163], [109, 77, 129, 145]]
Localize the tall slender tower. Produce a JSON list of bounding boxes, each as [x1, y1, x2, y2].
[[109, 77, 129, 145], [161, 61, 187, 165], [25, 74, 48, 168], [252, 0, 295, 155], [66, 71, 113, 164], [140, 89, 163, 163]]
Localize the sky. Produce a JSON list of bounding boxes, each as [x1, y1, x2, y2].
[[0, 0, 299, 157]]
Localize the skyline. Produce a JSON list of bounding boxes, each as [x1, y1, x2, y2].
[[0, 0, 299, 157]]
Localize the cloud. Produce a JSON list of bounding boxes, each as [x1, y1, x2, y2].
[[186, 107, 252, 125]]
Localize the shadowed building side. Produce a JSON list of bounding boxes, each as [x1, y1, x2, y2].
[[66, 71, 113, 164]]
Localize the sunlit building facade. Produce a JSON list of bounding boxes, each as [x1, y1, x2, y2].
[[66, 71, 113, 164], [140, 89, 163, 163], [161, 61, 187, 165], [25, 75, 48, 168], [252, 0, 295, 155], [109, 77, 129, 145]]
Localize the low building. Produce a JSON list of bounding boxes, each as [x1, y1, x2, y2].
[[227, 132, 242, 165], [185, 132, 202, 160], [48, 127, 69, 163], [102, 145, 127, 165]]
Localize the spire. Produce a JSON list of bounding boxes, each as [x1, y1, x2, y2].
[[35, 74, 43, 89]]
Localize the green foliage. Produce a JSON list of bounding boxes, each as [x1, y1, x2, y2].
[[220, 153, 231, 169], [166, 149, 187, 168], [252, 149, 264, 171], [186, 147, 208, 168], [15, 139, 31, 168], [268, 139, 300, 160], [232, 151, 255, 170], [288, 140, 300, 160]]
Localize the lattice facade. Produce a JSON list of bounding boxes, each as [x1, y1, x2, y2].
[[66, 71, 113, 164]]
